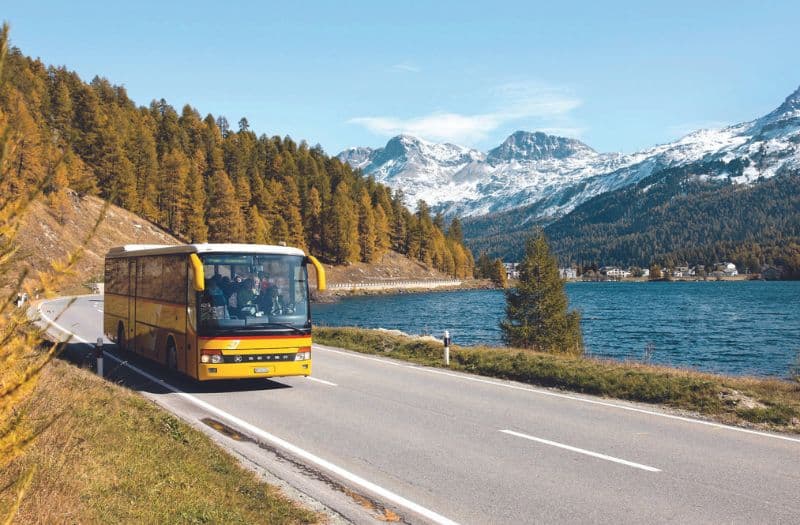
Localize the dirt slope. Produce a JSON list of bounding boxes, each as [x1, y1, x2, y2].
[[8, 192, 469, 295], [11, 191, 180, 294]]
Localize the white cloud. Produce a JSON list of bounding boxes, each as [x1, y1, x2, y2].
[[389, 62, 421, 73], [349, 112, 503, 144], [348, 82, 583, 145]]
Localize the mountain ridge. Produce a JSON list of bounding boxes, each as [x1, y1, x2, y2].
[[338, 85, 800, 223]]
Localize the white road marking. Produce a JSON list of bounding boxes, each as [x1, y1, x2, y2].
[[500, 429, 661, 473], [37, 300, 459, 525], [314, 345, 800, 445], [307, 377, 337, 387], [314, 344, 403, 366]]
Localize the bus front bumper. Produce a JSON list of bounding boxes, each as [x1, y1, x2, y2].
[[198, 360, 311, 380]]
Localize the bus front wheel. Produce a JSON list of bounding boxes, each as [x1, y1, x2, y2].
[[167, 339, 178, 371]]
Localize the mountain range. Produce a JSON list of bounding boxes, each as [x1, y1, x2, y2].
[[338, 86, 800, 264]]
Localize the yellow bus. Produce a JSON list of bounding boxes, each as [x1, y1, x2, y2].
[[103, 244, 326, 381]]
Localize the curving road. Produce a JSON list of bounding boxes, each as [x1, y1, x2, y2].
[[38, 296, 800, 524]]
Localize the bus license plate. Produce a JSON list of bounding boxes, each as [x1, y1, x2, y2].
[[254, 367, 270, 374]]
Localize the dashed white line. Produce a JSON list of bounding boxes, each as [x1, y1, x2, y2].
[[38, 299, 459, 525], [500, 429, 661, 472], [307, 377, 337, 387], [314, 345, 800, 445]]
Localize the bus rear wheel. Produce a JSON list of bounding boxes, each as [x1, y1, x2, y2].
[[117, 323, 126, 351]]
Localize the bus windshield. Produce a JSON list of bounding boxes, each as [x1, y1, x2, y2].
[[198, 253, 310, 334]]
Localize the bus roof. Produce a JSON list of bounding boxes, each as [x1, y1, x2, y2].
[[106, 243, 306, 258]]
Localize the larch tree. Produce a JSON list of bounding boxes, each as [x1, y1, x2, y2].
[[185, 150, 208, 242], [160, 148, 189, 235], [325, 182, 359, 263], [47, 162, 71, 224], [246, 205, 269, 244], [357, 188, 376, 262], [491, 258, 508, 288], [373, 202, 391, 258], [206, 170, 244, 242]]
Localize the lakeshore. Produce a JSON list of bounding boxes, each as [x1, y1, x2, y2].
[[312, 281, 800, 379]]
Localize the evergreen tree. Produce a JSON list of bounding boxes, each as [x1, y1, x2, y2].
[[185, 150, 208, 242], [325, 182, 359, 263], [47, 162, 71, 224], [476, 252, 493, 278], [373, 202, 391, 258], [447, 217, 463, 243], [160, 148, 189, 235], [501, 230, 583, 355], [246, 205, 269, 244], [277, 172, 305, 250], [207, 170, 244, 242], [357, 188, 376, 262], [305, 185, 323, 253], [491, 258, 508, 288]]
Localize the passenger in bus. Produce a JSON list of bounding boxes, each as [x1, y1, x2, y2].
[[200, 278, 229, 321], [236, 278, 257, 316]]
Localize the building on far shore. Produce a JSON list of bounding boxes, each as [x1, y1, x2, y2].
[[504, 262, 520, 280], [601, 266, 631, 279], [559, 267, 577, 280]]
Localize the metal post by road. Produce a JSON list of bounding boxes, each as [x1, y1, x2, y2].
[[443, 330, 451, 367], [95, 337, 104, 377]]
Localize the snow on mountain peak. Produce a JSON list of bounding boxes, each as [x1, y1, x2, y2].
[[486, 131, 596, 164]]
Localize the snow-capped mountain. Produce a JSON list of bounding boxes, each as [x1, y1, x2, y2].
[[338, 135, 485, 205], [338, 86, 800, 223]]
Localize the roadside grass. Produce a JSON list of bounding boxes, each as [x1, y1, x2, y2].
[[0, 357, 321, 524], [313, 326, 800, 432]]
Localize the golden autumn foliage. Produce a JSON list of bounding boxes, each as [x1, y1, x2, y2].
[[0, 34, 473, 276], [0, 24, 106, 523]]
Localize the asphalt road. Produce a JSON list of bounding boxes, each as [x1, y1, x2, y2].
[[38, 296, 800, 524]]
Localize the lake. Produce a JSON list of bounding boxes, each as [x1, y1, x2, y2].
[[312, 281, 800, 378]]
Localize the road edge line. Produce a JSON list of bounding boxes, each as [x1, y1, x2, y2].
[[38, 299, 460, 525]]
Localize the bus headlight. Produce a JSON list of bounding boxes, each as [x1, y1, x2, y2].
[[201, 350, 224, 364], [295, 347, 311, 361]]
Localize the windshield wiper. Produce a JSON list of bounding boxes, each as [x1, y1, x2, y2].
[[246, 322, 308, 334]]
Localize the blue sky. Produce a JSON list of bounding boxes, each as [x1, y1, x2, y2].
[[5, 1, 799, 155]]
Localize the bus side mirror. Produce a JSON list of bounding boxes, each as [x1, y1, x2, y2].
[[190, 253, 205, 292], [306, 255, 326, 291]]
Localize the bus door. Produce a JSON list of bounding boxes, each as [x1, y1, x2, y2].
[[186, 258, 198, 377], [128, 258, 137, 352]]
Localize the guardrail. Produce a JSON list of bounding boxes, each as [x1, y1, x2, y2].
[[326, 279, 462, 291]]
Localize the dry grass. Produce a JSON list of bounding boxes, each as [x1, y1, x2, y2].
[[313, 326, 800, 432], [0, 358, 322, 525]]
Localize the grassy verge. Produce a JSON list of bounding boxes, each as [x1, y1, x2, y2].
[[313, 326, 800, 432], [0, 358, 321, 524]]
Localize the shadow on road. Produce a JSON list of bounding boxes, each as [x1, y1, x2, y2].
[[56, 341, 293, 396]]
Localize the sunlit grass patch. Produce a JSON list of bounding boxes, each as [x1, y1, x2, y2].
[[0, 359, 321, 524]]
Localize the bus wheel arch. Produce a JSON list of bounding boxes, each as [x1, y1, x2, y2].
[[166, 336, 178, 371]]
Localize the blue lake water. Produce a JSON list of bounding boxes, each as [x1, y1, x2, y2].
[[312, 281, 800, 378]]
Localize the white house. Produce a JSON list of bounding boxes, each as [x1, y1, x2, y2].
[[723, 262, 738, 277], [605, 267, 631, 279], [504, 262, 520, 280], [559, 268, 577, 279]]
